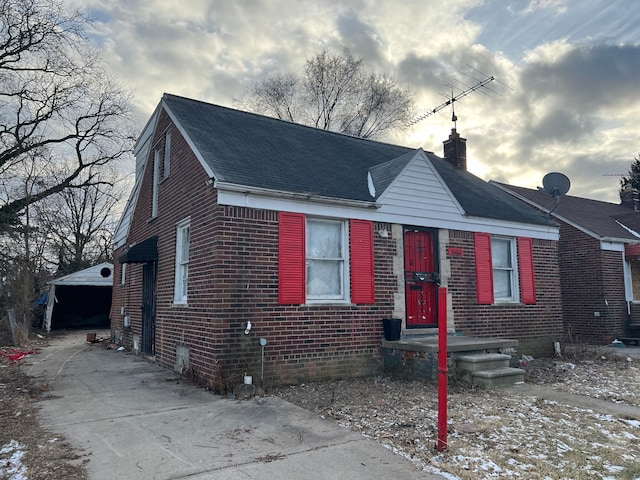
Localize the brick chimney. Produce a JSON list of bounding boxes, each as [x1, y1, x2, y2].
[[620, 187, 640, 211], [443, 128, 467, 170]]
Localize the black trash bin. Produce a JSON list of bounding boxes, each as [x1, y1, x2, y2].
[[382, 318, 402, 341]]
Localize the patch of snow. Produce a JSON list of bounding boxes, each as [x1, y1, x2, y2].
[[554, 439, 573, 453], [0, 440, 27, 480], [623, 419, 640, 428], [604, 463, 625, 473]]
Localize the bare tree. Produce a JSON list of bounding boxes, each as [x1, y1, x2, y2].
[[237, 48, 414, 139], [0, 161, 59, 336], [0, 0, 135, 230], [0, 0, 134, 335], [36, 167, 122, 275]]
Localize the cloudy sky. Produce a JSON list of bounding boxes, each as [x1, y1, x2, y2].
[[67, 0, 640, 203]]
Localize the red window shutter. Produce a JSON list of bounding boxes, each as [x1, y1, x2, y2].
[[518, 237, 536, 305], [350, 219, 375, 304], [474, 232, 494, 305], [279, 212, 306, 304]]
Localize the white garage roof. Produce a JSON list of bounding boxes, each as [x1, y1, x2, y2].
[[49, 262, 114, 287]]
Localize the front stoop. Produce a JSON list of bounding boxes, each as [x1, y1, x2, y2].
[[456, 353, 525, 388]]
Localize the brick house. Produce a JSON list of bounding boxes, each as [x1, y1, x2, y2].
[[111, 93, 562, 388], [493, 182, 640, 344]]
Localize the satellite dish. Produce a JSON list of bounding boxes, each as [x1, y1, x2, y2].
[[542, 172, 570, 197], [540, 172, 570, 219]]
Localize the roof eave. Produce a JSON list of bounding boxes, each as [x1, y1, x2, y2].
[[214, 181, 380, 209], [601, 236, 640, 244], [462, 214, 560, 239]]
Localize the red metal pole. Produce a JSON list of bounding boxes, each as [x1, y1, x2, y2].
[[437, 286, 448, 451]]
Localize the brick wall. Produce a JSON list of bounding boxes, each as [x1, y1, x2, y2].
[[114, 202, 399, 389], [557, 221, 626, 342], [112, 107, 567, 388], [111, 108, 402, 389], [446, 230, 563, 356]]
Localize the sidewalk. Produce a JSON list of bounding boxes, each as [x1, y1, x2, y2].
[[24, 331, 447, 480]]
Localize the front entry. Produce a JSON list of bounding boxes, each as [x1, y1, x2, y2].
[[141, 262, 157, 355], [404, 228, 438, 328]]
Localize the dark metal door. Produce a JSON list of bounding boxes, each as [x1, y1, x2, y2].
[[141, 262, 156, 355], [404, 229, 438, 327]]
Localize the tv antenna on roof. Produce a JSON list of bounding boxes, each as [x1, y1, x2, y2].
[[539, 172, 571, 218], [407, 73, 496, 127]]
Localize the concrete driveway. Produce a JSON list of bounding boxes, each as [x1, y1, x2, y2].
[[24, 331, 446, 480]]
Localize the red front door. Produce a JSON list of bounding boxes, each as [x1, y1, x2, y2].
[[404, 229, 438, 327]]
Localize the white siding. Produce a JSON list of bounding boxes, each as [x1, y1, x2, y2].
[[376, 151, 465, 222]]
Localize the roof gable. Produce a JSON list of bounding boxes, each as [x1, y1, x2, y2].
[[374, 150, 465, 217]]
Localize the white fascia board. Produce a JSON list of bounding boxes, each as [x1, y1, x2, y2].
[[215, 182, 379, 209], [162, 97, 216, 179], [459, 215, 559, 240], [113, 179, 142, 249], [217, 189, 559, 241], [113, 144, 149, 250], [600, 239, 627, 252], [134, 102, 162, 153], [114, 103, 161, 250]]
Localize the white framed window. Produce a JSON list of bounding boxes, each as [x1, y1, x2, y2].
[[492, 236, 519, 302], [174, 217, 191, 304], [626, 257, 640, 301], [306, 218, 349, 302], [163, 131, 171, 179], [152, 148, 160, 218]]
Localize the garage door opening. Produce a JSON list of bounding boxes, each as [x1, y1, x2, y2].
[[44, 262, 113, 331]]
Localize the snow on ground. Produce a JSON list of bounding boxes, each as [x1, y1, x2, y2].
[[275, 348, 640, 480], [0, 440, 28, 480]]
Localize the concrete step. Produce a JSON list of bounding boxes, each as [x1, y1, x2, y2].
[[471, 367, 526, 388], [456, 353, 511, 383]]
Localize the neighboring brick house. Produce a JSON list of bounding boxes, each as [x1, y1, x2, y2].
[[493, 182, 640, 344], [111, 93, 562, 389]]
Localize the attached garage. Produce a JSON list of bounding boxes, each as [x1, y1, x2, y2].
[[44, 262, 114, 331]]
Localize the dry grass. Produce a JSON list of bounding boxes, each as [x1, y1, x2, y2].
[[274, 349, 640, 480]]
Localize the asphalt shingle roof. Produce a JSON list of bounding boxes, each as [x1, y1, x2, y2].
[[163, 94, 555, 227], [494, 182, 640, 240]]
